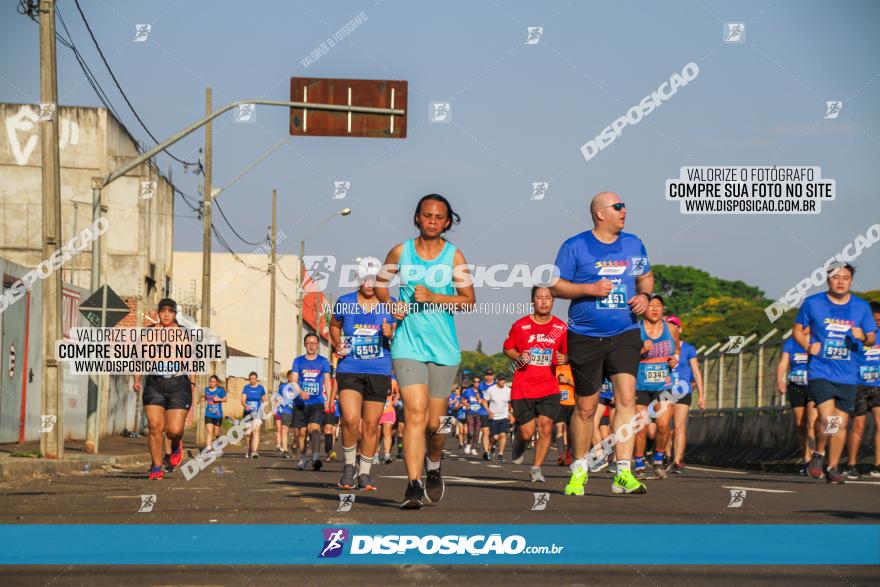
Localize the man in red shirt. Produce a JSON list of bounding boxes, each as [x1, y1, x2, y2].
[[503, 286, 568, 483]]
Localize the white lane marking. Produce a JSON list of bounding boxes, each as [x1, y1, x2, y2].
[[842, 480, 880, 485], [722, 485, 794, 494], [688, 466, 749, 475], [486, 465, 502, 468], [381, 475, 517, 485]]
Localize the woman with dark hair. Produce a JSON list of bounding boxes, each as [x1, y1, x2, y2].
[[375, 194, 476, 509], [133, 298, 196, 480]]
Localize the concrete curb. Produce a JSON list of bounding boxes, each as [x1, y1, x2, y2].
[[0, 453, 151, 480]]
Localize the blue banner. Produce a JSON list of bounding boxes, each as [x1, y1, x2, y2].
[[2, 524, 877, 565]]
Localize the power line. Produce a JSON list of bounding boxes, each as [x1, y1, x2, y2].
[[213, 198, 266, 246], [71, 0, 199, 167]]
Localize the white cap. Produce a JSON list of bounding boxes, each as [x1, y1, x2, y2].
[[357, 256, 383, 281]]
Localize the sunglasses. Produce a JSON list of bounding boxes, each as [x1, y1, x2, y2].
[[605, 202, 626, 211]]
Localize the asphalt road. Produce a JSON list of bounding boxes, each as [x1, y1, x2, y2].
[[1, 436, 878, 585]]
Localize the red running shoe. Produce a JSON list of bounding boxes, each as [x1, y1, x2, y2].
[[148, 466, 164, 480], [169, 443, 184, 469]]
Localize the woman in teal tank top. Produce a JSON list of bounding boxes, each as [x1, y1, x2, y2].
[[375, 194, 476, 509]]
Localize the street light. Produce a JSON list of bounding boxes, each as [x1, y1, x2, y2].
[[296, 208, 351, 357]]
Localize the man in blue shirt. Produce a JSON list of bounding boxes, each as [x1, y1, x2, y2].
[[292, 333, 333, 471], [551, 191, 653, 496], [794, 264, 877, 483], [843, 301, 880, 480]]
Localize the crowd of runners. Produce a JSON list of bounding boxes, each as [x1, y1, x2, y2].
[[136, 191, 880, 507]]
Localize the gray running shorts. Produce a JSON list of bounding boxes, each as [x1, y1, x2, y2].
[[393, 358, 460, 399]]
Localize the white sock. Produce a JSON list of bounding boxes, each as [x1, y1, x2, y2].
[[617, 459, 631, 472], [343, 444, 357, 466], [571, 458, 589, 473], [358, 454, 373, 476], [425, 457, 441, 471]]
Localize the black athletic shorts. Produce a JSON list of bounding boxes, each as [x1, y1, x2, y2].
[[677, 393, 692, 407], [854, 385, 880, 417], [809, 378, 857, 414], [598, 395, 615, 407], [567, 329, 642, 397], [479, 415, 490, 428], [636, 389, 673, 406], [324, 411, 339, 426], [512, 394, 561, 425], [142, 375, 192, 410], [336, 372, 391, 403], [395, 405, 406, 425], [205, 416, 222, 426], [280, 412, 295, 427], [555, 404, 574, 425], [298, 403, 325, 426], [787, 383, 811, 409]]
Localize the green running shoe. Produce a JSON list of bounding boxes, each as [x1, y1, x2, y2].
[[564, 466, 588, 496], [612, 468, 647, 494]]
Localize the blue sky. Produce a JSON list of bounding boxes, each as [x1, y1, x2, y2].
[[2, 0, 878, 353]]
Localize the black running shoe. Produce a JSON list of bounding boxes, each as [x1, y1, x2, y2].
[[826, 467, 846, 484], [425, 466, 445, 503], [338, 464, 357, 489], [312, 456, 322, 471], [401, 480, 425, 510], [808, 453, 824, 479]]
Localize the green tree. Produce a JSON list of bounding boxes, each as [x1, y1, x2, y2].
[[652, 264, 767, 317]]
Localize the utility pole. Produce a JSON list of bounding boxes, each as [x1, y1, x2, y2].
[[39, 0, 64, 459], [267, 189, 277, 395], [297, 239, 304, 358], [197, 87, 213, 447]]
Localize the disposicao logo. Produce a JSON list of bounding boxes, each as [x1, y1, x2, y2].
[[319, 528, 348, 558]]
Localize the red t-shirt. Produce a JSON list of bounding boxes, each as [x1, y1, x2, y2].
[[503, 315, 568, 400]]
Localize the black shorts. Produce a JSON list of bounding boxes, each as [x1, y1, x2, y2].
[[480, 415, 490, 428], [205, 416, 222, 426], [555, 404, 574, 424], [489, 418, 510, 436], [337, 372, 391, 403], [808, 378, 857, 414], [280, 412, 295, 427], [636, 389, 672, 406], [301, 403, 325, 426], [395, 406, 406, 425], [676, 393, 692, 407], [512, 394, 561, 425], [291, 406, 307, 429], [456, 414, 467, 423], [598, 396, 615, 407], [567, 329, 642, 396], [324, 411, 339, 426], [787, 384, 811, 409], [854, 385, 880, 417], [142, 375, 192, 410]]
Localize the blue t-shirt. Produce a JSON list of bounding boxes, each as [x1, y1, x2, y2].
[[276, 382, 298, 414], [334, 291, 395, 376], [554, 230, 650, 337], [205, 387, 226, 418], [599, 379, 614, 401], [292, 354, 332, 406], [637, 320, 675, 392], [859, 343, 880, 387], [783, 337, 810, 386], [463, 387, 488, 417], [673, 342, 697, 392], [242, 384, 266, 414], [795, 293, 877, 386]]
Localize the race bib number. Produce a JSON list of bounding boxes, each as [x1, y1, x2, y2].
[[469, 401, 481, 413], [861, 366, 879, 383], [350, 335, 383, 360], [246, 400, 259, 411], [823, 338, 850, 360], [644, 364, 669, 384], [560, 389, 569, 402], [302, 381, 320, 397], [529, 348, 552, 367], [789, 370, 808, 386], [596, 283, 627, 310]]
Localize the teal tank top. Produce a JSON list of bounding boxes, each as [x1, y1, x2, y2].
[[391, 238, 461, 365]]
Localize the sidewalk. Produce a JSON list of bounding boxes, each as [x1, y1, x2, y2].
[[0, 431, 196, 480]]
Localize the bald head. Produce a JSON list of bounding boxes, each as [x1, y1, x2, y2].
[[590, 191, 621, 218]]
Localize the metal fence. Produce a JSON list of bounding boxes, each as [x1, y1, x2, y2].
[[696, 328, 791, 410]]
